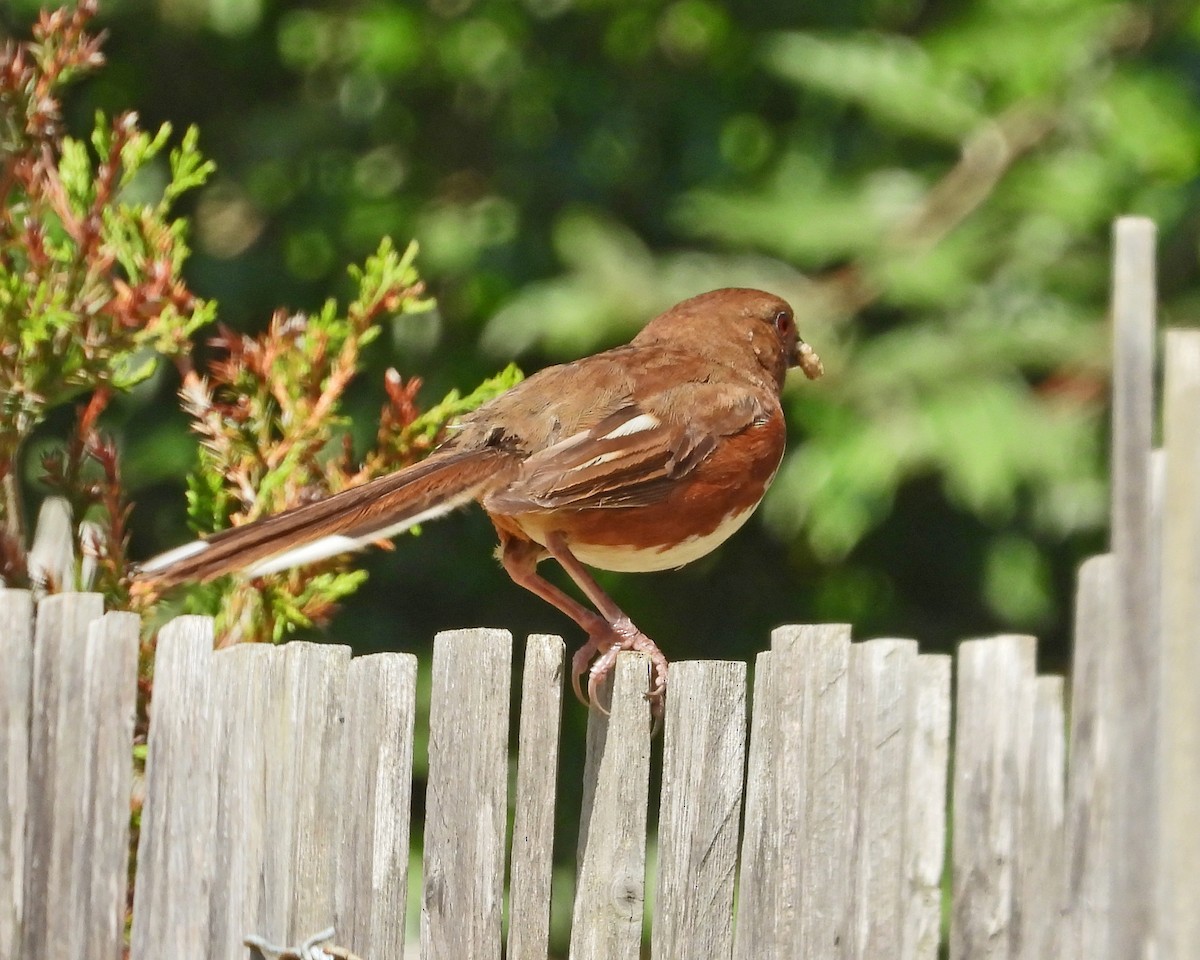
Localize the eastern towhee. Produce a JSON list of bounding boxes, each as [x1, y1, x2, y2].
[[138, 288, 823, 709]]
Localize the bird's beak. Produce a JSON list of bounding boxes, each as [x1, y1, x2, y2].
[[794, 338, 824, 380]]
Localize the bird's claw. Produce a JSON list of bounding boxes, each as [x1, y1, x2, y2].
[[570, 639, 603, 710], [570, 623, 668, 730]]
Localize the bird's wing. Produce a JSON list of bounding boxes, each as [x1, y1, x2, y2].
[[485, 382, 769, 512]]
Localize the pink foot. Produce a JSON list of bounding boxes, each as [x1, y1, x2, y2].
[[571, 617, 669, 723]]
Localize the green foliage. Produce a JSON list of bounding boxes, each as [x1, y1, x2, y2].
[[761, 33, 983, 143], [399, 362, 524, 449], [682, 8, 1181, 578], [3, 106, 215, 419], [181, 238, 431, 532], [173, 238, 520, 643], [0, 0, 212, 588], [17, 0, 1198, 657], [1, 9, 521, 645]]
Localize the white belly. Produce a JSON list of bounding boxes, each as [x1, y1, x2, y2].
[[563, 502, 759, 573]]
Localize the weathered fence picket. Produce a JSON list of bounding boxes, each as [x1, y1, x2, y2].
[[210, 642, 273, 960], [1020, 675, 1066, 960], [845, 639, 917, 960], [22, 592, 107, 960], [422, 628, 511, 960], [0, 591, 31, 960], [949, 634, 1037, 960], [570, 653, 651, 960], [507, 634, 565, 960], [274, 642, 351, 944], [1108, 216, 1160, 960], [774, 623, 852, 960], [652, 660, 745, 960], [130, 615, 217, 960], [1159, 330, 1200, 960], [1061, 554, 1115, 960], [1, 214, 1196, 959], [73, 611, 139, 960], [337, 652, 418, 960], [902, 654, 951, 960], [730, 650, 780, 960]]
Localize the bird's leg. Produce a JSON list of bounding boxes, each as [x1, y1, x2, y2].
[[497, 534, 615, 708], [497, 531, 668, 715], [541, 532, 669, 712]]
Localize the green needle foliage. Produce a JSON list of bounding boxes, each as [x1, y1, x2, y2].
[[1, 4, 521, 646], [0, 0, 213, 589], [174, 238, 522, 644]]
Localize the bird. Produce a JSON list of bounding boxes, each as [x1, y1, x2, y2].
[[137, 287, 824, 710]]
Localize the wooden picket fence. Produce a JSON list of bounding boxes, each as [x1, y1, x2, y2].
[[1, 215, 1197, 960]]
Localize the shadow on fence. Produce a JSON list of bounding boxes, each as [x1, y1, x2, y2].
[[2, 216, 1198, 960]]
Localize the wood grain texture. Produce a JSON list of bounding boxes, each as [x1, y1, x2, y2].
[[772, 623, 852, 960], [1061, 555, 1116, 960], [257, 642, 295, 946], [0, 590, 33, 960], [209, 643, 276, 960], [280, 642, 351, 940], [337, 652, 418, 960], [71, 612, 139, 960], [130, 615, 217, 960], [1158, 330, 1200, 960], [1017, 676, 1065, 960], [21, 592, 105, 960], [570, 653, 652, 960], [652, 660, 746, 960], [732, 651, 777, 960], [845, 639, 917, 960], [421, 628, 512, 960], [949, 634, 1036, 960], [902, 654, 951, 960], [1108, 215, 1159, 960], [507, 634, 565, 960]]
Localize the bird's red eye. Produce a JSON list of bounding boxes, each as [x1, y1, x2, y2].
[[774, 309, 793, 334]]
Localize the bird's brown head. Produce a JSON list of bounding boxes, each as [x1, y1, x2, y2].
[[633, 287, 824, 390]]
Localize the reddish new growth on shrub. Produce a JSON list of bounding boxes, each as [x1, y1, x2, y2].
[[0, 0, 212, 594], [2, 3, 522, 648]]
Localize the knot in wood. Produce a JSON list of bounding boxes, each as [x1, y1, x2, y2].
[[609, 871, 644, 921]]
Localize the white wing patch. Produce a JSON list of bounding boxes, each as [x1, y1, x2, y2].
[[599, 412, 660, 440], [138, 539, 210, 573]]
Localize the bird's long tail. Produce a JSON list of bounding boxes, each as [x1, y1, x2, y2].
[[136, 447, 507, 588]]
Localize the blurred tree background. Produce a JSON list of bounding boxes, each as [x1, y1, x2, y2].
[[4, 0, 1199, 943], [7, 0, 1194, 654]]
